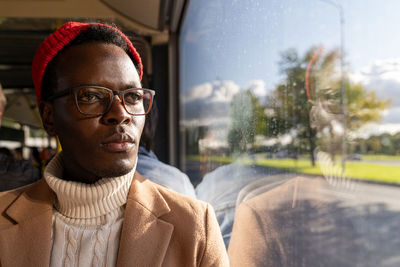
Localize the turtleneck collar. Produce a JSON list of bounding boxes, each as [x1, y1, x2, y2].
[[44, 152, 136, 219]]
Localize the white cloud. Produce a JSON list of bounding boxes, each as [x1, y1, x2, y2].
[[181, 80, 241, 127], [181, 78, 271, 145], [349, 58, 400, 107], [186, 83, 213, 101], [356, 122, 400, 138], [184, 80, 240, 103], [349, 58, 400, 135], [181, 79, 274, 128], [382, 107, 400, 124], [246, 80, 268, 98], [212, 81, 240, 102]]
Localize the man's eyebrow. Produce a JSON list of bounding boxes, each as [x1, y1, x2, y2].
[[124, 84, 142, 89]]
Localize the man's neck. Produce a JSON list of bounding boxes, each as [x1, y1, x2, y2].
[[62, 169, 101, 184], [60, 153, 102, 184]]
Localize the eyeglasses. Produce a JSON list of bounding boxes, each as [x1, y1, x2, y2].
[[46, 85, 155, 116]]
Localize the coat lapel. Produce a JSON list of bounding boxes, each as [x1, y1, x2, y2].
[[0, 179, 54, 267], [117, 172, 174, 267]]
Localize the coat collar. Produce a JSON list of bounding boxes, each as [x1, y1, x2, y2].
[[0, 172, 174, 267], [117, 172, 174, 266], [5, 179, 55, 222]]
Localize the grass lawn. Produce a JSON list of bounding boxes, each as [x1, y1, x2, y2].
[[187, 155, 400, 184], [361, 154, 400, 161], [256, 159, 400, 184]]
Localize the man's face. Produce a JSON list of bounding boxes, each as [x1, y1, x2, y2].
[[42, 42, 145, 182]]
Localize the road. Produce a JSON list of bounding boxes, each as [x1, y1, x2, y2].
[[306, 179, 400, 266]]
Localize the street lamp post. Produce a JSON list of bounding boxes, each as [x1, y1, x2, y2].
[[319, 0, 347, 174]]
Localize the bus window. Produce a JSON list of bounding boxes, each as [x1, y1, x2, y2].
[[179, 0, 400, 265]]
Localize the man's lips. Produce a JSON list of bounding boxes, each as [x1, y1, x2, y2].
[[100, 134, 135, 152], [101, 141, 134, 152]]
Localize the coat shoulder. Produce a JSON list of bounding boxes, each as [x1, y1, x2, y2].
[[243, 176, 328, 211], [151, 180, 209, 219], [133, 174, 210, 227], [0, 181, 39, 228]]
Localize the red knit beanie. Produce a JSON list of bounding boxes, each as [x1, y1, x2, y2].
[[32, 22, 143, 103]]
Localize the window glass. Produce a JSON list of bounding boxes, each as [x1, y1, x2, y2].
[[180, 0, 400, 265]]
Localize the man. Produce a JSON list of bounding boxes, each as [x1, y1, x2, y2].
[[0, 22, 228, 266], [0, 84, 40, 191]]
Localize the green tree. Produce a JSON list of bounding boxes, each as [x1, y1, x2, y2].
[[265, 47, 321, 165], [345, 83, 390, 130]]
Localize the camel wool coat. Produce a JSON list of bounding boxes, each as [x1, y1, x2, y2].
[[0, 172, 229, 267]]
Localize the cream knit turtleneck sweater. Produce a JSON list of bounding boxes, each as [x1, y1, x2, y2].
[[44, 153, 136, 267]]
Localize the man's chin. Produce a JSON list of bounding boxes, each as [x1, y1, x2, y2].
[[94, 162, 135, 178]]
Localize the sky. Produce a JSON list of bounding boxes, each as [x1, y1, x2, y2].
[[179, 0, 400, 137]]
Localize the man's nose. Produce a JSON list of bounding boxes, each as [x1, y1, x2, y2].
[[102, 95, 132, 125]]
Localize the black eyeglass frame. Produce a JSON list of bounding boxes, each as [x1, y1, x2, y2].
[[45, 85, 155, 116]]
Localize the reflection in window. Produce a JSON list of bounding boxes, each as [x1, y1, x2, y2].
[[180, 0, 400, 265]]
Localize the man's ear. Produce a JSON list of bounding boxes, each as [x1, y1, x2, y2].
[[39, 101, 57, 136]]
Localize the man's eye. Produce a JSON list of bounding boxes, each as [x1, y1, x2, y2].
[[78, 90, 106, 103], [125, 92, 143, 104]]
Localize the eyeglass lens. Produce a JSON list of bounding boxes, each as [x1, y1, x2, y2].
[[75, 87, 152, 115]]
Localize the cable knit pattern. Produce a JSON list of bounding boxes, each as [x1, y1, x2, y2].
[[64, 228, 80, 267], [92, 227, 112, 267], [43, 152, 136, 267]]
